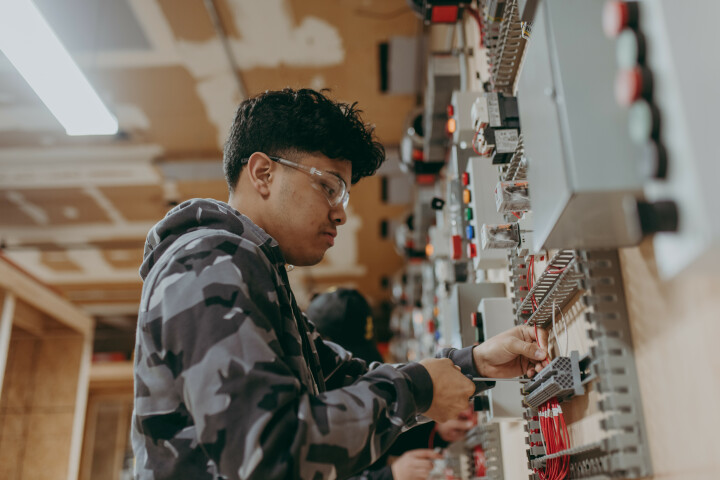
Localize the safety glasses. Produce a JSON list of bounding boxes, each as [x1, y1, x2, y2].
[[268, 156, 349, 209]]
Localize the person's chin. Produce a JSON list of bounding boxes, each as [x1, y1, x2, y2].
[[290, 250, 326, 267]]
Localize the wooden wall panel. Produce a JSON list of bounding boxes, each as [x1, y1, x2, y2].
[[0, 413, 25, 480], [23, 412, 76, 480], [619, 242, 720, 478], [31, 335, 84, 409]]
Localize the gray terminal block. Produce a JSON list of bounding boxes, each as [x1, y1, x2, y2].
[[522, 350, 583, 408]]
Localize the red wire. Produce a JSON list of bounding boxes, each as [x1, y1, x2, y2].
[[536, 398, 570, 480], [465, 6, 485, 47], [511, 211, 522, 219], [471, 126, 485, 156]]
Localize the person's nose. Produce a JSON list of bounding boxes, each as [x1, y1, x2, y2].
[[330, 203, 347, 226]]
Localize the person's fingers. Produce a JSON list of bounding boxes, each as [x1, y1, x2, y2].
[[407, 449, 442, 460], [504, 335, 546, 363], [523, 324, 550, 353], [526, 366, 536, 378]]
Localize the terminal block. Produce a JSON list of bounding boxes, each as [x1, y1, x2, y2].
[[495, 180, 530, 213], [522, 351, 583, 408]]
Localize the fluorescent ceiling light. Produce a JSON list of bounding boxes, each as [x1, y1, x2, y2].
[[0, 0, 118, 135]]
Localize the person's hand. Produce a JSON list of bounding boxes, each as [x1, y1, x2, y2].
[[418, 358, 475, 422], [436, 418, 475, 443], [472, 325, 549, 378], [390, 449, 442, 480]]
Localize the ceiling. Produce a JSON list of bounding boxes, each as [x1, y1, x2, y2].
[[0, 0, 421, 343]]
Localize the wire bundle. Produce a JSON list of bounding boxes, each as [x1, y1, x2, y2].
[[532, 398, 570, 480]]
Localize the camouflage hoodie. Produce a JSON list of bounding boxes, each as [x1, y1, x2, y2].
[[132, 198, 486, 480]]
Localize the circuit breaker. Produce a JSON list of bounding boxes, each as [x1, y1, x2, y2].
[[518, 0, 645, 251]]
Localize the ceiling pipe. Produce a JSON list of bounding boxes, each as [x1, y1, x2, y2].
[[203, 0, 247, 100]]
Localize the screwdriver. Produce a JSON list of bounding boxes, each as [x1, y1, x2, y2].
[[471, 376, 530, 384]]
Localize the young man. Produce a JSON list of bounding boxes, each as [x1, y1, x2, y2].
[[132, 88, 548, 480]]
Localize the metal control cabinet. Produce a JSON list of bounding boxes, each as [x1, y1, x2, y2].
[[518, 0, 644, 251], [479, 297, 524, 420], [424, 55, 461, 162], [442, 282, 505, 349]]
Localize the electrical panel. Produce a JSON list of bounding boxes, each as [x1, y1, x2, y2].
[[518, 0, 646, 251], [386, 1, 696, 479]]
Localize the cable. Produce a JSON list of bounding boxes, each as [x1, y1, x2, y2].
[[203, 0, 247, 99]]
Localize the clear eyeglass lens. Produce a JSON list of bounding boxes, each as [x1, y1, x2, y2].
[[315, 174, 347, 207]]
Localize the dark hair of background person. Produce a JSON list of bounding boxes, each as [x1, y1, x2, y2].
[[306, 288, 384, 365], [223, 88, 386, 192]]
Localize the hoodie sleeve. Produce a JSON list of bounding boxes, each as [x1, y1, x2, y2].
[[140, 235, 433, 480]]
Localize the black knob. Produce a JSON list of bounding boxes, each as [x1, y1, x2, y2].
[[431, 197, 445, 210], [473, 395, 491, 412], [639, 141, 668, 180], [637, 200, 679, 233]]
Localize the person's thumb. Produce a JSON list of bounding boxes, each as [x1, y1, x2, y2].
[[505, 336, 546, 362]]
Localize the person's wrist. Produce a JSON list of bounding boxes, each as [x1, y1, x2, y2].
[[471, 345, 487, 377]]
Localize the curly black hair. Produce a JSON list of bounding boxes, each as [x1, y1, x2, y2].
[[223, 88, 385, 192]]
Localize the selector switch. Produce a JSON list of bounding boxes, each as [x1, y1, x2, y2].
[[615, 67, 653, 106], [616, 29, 646, 68], [639, 141, 668, 180], [628, 99, 661, 143], [466, 225, 476, 240], [473, 395, 491, 412], [637, 200, 679, 233], [603, 1, 640, 38]]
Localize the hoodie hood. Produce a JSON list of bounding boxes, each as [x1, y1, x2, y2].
[[139, 198, 280, 280]]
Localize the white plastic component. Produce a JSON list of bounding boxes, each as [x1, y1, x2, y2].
[[427, 225, 451, 259], [465, 157, 508, 269], [451, 90, 485, 148], [471, 95, 490, 131]]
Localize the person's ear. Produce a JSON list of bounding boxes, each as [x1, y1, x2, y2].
[[245, 152, 275, 197]]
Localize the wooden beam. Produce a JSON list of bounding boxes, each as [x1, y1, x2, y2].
[[0, 258, 93, 336], [68, 335, 93, 480], [0, 292, 16, 403], [12, 299, 45, 337], [89, 361, 134, 392]]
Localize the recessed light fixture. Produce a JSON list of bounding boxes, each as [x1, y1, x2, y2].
[[0, 0, 118, 135]]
